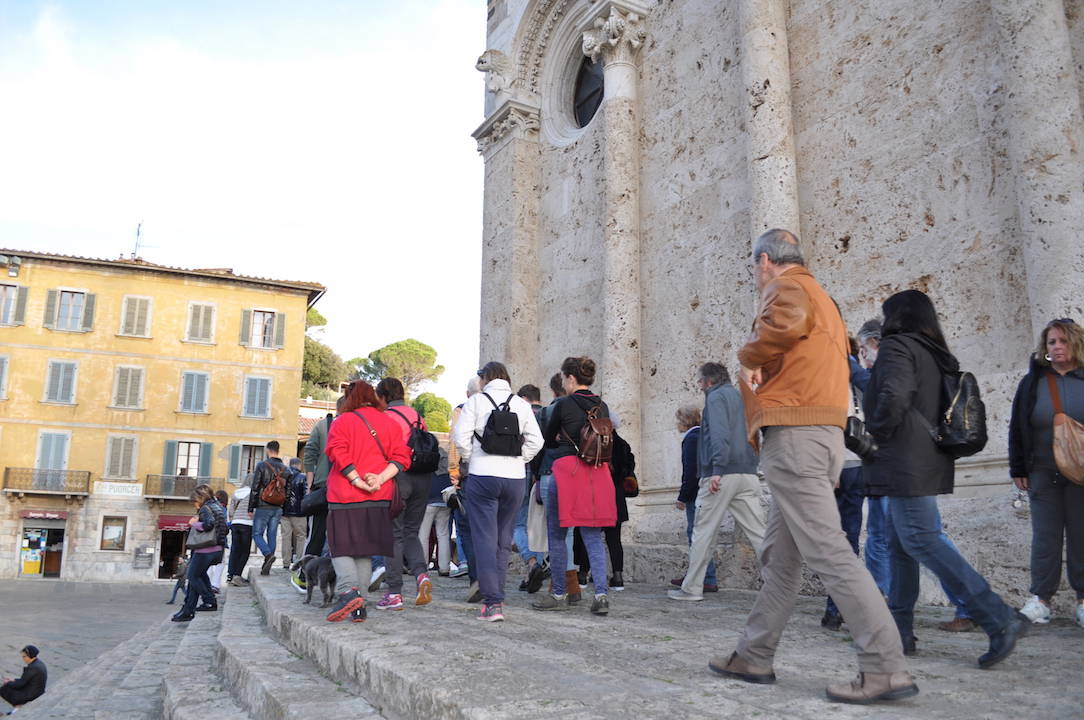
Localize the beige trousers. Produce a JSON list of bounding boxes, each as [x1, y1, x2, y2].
[[736, 425, 907, 674], [682, 473, 766, 595], [280, 515, 308, 566]]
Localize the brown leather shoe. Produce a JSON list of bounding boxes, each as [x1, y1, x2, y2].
[[938, 617, 976, 632], [825, 672, 919, 704], [708, 651, 776, 684], [565, 570, 582, 603]]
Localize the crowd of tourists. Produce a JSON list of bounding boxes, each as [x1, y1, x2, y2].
[[160, 228, 1083, 707]]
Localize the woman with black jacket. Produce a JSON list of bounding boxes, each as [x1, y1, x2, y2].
[[863, 290, 1025, 668], [532, 356, 616, 615], [1008, 318, 1084, 627], [172, 484, 228, 622]]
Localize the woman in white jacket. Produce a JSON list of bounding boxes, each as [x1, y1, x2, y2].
[[453, 361, 543, 621]]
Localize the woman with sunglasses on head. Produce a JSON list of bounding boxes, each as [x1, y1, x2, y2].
[[1010, 318, 1084, 628]]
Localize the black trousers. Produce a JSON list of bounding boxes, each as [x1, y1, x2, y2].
[[1, 684, 37, 707], [227, 524, 253, 579], [385, 472, 433, 593], [1028, 466, 1084, 600], [304, 507, 327, 557]]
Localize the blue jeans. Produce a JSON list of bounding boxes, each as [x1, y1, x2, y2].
[[685, 502, 717, 586], [181, 550, 221, 614], [514, 477, 545, 565], [939, 534, 972, 619], [252, 507, 282, 557], [545, 474, 608, 595], [463, 474, 525, 605], [885, 495, 1013, 639], [826, 466, 865, 616], [865, 495, 891, 595], [539, 474, 575, 570]]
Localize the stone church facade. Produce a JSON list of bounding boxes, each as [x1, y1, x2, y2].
[[472, 0, 1084, 608]]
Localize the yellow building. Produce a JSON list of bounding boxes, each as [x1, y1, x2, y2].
[[0, 250, 324, 583]]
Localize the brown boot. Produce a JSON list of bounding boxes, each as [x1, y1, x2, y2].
[[565, 570, 582, 603], [708, 651, 776, 684], [825, 672, 919, 704], [937, 617, 976, 632]]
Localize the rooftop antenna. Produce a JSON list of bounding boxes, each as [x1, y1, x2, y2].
[[133, 221, 143, 259]]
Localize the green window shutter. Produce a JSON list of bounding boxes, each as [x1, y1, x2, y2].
[[114, 367, 130, 406], [43, 289, 57, 329], [135, 298, 149, 335], [239, 309, 252, 346], [162, 440, 178, 475], [0, 356, 8, 397], [121, 437, 135, 478], [201, 305, 214, 341], [59, 362, 76, 403], [257, 378, 270, 416], [180, 372, 195, 411], [273, 312, 286, 348], [196, 373, 208, 412], [199, 443, 213, 478], [81, 293, 96, 331], [13, 287, 27, 325], [46, 362, 60, 401], [228, 444, 241, 482]]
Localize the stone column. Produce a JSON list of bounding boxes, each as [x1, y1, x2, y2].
[[471, 99, 543, 387], [739, 0, 801, 242], [992, 0, 1084, 331], [583, 3, 648, 459]]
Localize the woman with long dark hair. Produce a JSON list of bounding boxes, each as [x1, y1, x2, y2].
[[324, 381, 412, 622], [171, 484, 227, 622], [863, 289, 1025, 668]]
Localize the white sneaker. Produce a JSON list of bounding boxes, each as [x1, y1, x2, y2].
[[1019, 595, 1051, 624], [1076, 602, 1084, 629], [667, 588, 704, 602], [368, 566, 386, 592]]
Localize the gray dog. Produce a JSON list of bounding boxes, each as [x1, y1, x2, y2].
[[290, 555, 336, 607]]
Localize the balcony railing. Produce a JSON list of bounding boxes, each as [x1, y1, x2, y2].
[[144, 474, 227, 500], [3, 467, 91, 495]]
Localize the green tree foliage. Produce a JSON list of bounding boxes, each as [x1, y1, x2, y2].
[[349, 339, 445, 395], [300, 380, 339, 401], [303, 336, 348, 390], [412, 392, 452, 432], [306, 307, 328, 329]]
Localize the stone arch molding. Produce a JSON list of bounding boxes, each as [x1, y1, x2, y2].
[[485, 0, 651, 146]]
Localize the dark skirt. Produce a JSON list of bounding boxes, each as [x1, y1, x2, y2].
[[327, 502, 394, 557]]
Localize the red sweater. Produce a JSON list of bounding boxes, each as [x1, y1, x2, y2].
[[325, 407, 412, 504], [384, 401, 426, 444]]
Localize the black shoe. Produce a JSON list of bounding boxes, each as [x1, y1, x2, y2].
[[609, 571, 624, 590], [171, 611, 195, 622], [978, 614, 1028, 669], [351, 604, 367, 623], [577, 569, 589, 586], [260, 554, 276, 576], [195, 603, 217, 612], [902, 635, 917, 656], [519, 579, 529, 591], [326, 588, 365, 623], [166, 600, 175, 605], [591, 595, 610, 616], [526, 563, 548, 594], [821, 610, 843, 631]]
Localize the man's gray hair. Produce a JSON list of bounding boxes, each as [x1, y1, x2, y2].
[[857, 319, 882, 344], [466, 376, 481, 396], [753, 228, 805, 266]]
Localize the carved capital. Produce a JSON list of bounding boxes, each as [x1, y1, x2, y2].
[[476, 49, 516, 116], [471, 99, 541, 155], [582, 4, 648, 67]]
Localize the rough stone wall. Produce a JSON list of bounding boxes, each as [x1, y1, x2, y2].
[[479, 0, 1084, 608]]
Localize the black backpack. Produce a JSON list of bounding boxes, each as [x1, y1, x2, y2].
[[914, 371, 988, 459], [388, 408, 440, 473], [473, 393, 523, 456]]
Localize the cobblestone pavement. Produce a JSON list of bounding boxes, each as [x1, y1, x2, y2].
[[1, 580, 178, 685]]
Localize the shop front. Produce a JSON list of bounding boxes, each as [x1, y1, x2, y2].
[[19, 510, 68, 578], [157, 514, 190, 580]]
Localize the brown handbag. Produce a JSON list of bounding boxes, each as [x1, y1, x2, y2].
[[1046, 373, 1084, 486]]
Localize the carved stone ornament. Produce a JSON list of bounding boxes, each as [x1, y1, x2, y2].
[[476, 49, 515, 105], [582, 5, 648, 66], [471, 99, 542, 154]]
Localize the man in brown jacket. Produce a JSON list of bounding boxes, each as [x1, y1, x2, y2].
[[710, 229, 917, 705]]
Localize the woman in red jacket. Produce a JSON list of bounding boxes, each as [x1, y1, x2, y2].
[[324, 381, 412, 622]]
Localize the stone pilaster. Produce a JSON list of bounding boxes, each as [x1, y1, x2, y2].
[[472, 100, 543, 387], [739, 0, 801, 242], [992, 0, 1084, 331], [582, 2, 648, 464]]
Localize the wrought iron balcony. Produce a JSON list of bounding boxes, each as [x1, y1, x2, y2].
[[3, 467, 91, 495], [144, 474, 227, 500]]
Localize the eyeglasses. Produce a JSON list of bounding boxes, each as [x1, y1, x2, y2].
[[1051, 318, 1077, 325]]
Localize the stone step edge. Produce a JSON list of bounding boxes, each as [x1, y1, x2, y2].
[[251, 575, 464, 720], [215, 583, 377, 719], [163, 595, 251, 720], [21, 616, 183, 714]]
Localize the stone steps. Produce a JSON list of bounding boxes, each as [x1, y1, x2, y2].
[[250, 571, 1082, 720], [162, 594, 249, 720], [19, 616, 190, 719], [215, 580, 379, 719]]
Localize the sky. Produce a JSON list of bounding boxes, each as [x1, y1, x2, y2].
[[0, 0, 486, 403]]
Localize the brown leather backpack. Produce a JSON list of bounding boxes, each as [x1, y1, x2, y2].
[[259, 463, 287, 505], [565, 403, 613, 467]]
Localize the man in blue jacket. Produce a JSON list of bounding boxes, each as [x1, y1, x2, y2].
[[669, 363, 766, 601], [1, 645, 46, 713]]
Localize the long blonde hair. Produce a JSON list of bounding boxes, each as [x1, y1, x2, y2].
[[1036, 319, 1084, 367]]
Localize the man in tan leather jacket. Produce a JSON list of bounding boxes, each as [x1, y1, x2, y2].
[[709, 229, 917, 705]]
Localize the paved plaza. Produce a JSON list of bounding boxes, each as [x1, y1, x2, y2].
[[1, 580, 174, 685]]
